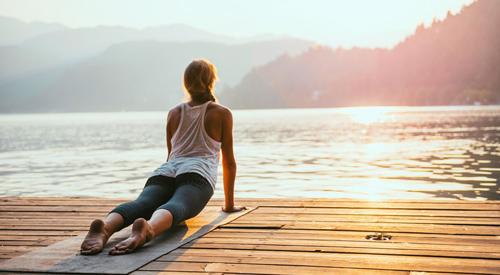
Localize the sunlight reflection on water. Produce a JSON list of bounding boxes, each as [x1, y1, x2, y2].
[[0, 106, 499, 200]]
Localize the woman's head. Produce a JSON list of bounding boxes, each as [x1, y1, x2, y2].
[[183, 59, 218, 102]]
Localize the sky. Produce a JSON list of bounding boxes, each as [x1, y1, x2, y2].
[[0, 0, 474, 48]]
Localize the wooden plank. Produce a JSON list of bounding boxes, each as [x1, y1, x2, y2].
[[0, 236, 63, 241], [0, 207, 253, 274], [160, 248, 500, 274], [0, 205, 112, 212], [132, 271, 219, 275], [232, 214, 500, 225], [184, 240, 500, 259], [0, 212, 107, 218], [189, 236, 500, 253], [141, 261, 407, 274], [0, 230, 82, 236], [224, 221, 500, 235], [0, 246, 42, 253], [0, 219, 96, 226], [206, 228, 500, 245], [0, 198, 126, 207], [206, 263, 410, 275], [0, 217, 97, 222], [133, 272, 471, 275], [214, 201, 500, 210], [138, 262, 473, 275], [211, 198, 500, 204], [0, 240, 49, 246], [252, 207, 500, 217], [0, 225, 90, 230], [213, 227, 500, 239]]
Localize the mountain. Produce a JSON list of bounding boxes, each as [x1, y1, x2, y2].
[[17, 22, 290, 63], [0, 17, 291, 84], [222, 0, 500, 108], [0, 38, 313, 112], [18, 24, 240, 62], [0, 15, 313, 112], [0, 21, 237, 84], [0, 17, 69, 82], [0, 16, 65, 45]]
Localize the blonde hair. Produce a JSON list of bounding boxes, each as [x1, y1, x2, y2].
[[183, 59, 218, 102]]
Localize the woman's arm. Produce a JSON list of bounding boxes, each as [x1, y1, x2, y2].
[[165, 107, 181, 161], [166, 111, 173, 160], [220, 108, 245, 212]]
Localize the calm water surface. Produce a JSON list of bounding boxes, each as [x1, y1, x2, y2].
[[1, 106, 499, 200]]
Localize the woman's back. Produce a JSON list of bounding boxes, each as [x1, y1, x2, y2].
[[169, 101, 221, 159], [152, 100, 229, 190]]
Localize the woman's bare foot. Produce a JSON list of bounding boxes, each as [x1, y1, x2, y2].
[[80, 219, 110, 255], [109, 218, 153, 255]]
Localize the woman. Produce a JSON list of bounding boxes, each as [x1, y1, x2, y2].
[[80, 59, 245, 255]]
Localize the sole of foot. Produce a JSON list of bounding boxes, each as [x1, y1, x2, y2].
[[80, 219, 109, 255], [109, 218, 153, 256]]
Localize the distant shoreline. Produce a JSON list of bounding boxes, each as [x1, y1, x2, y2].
[[1, 104, 500, 115]]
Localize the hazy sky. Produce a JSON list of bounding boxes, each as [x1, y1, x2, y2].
[[0, 0, 474, 48]]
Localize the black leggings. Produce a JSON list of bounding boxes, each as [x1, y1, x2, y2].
[[109, 173, 214, 227]]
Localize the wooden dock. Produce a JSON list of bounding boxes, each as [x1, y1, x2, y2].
[[1, 197, 499, 274]]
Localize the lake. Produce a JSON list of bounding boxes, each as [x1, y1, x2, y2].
[[1, 106, 499, 200]]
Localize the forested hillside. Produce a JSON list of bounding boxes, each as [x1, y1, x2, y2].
[[222, 0, 500, 108]]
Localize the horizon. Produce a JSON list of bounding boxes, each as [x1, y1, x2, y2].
[[0, 0, 474, 48], [3, 105, 500, 116]]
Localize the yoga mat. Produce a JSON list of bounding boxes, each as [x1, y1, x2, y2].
[[0, 206, 253, 274]]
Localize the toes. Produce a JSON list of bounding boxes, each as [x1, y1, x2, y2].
[[80, 248, 98, 255], [109, 249, 123, 255], [109, 238, 140, 255], [114, 242, 128, 250], [80, 246, 94, 255], [109, 247, 127, 255], [81, 240, 91, 249], [109, 242, 127, 255], [81, 241, 96, 249], [81, 243, 89, 249], [82, 243, 103, 254]]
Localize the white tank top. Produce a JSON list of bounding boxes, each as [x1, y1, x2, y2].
[[151, 101, 221, 190]]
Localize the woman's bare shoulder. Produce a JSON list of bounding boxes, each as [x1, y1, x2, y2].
[[207, 102, 232, 120], [207, 102, 232, 117], [167, 104, 182, 119]]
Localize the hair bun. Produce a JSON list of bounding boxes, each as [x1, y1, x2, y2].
[[183, 59, 218, 103]]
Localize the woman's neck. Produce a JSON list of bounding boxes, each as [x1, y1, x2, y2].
[[187, 100, 209, 107]]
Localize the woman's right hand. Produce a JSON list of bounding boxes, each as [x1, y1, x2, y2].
[[222, 205, 247, 213]]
